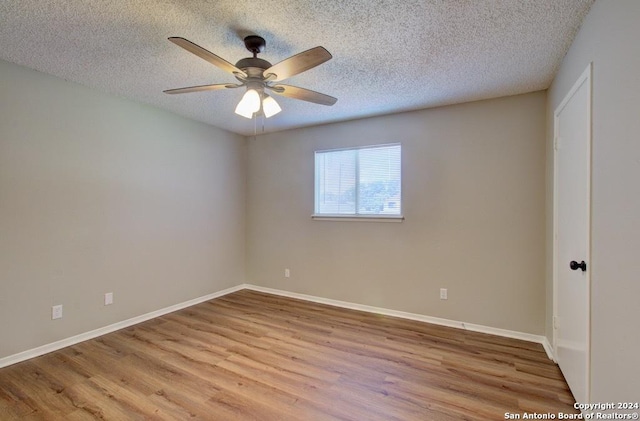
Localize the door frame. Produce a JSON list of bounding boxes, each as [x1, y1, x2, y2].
[[552, 62, 592, 401]]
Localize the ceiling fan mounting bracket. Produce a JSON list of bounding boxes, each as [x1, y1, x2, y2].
[[243, 35, 266, 57], [267, 85, 285, 93]]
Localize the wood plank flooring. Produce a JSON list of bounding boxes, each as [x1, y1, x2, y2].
[[0, 290, 578, 420]]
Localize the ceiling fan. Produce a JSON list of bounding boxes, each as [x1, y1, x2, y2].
[[164, 35, 337, 119]]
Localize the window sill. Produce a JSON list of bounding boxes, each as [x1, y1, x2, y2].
[[311, 214, 404, 222]]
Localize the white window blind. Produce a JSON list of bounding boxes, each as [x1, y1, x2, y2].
[[314, 144, 401, 217]]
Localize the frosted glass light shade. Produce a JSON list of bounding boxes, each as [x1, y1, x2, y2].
[[235, 89, 261, 118], [262, 96, 282, 118]]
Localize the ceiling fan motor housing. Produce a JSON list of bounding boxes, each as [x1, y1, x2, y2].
[[235, 57, 272, 72]]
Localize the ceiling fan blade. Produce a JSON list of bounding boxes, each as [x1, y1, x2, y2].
[[268, 84, 337, 106], [163, 83, 240, 94], [263, 47, 332, 82], [168, 37, 247, 77]]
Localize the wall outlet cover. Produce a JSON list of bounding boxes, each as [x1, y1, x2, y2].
[[52, 305, 63, 319]]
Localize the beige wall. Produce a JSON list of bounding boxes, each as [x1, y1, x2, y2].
[[247, 92, 547, 334], [0, 60, 246, 359], [546, 0, 640, 402]]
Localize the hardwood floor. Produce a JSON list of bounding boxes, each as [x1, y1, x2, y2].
[[0, 290, 578, 420]]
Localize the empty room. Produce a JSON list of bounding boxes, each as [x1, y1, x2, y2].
[[1, 1, 638, 419]]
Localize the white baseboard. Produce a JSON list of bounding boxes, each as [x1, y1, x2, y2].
[[0, 283, 556, 368], [243, 284, 555, 361], [541, 336, 556, 362], [0, 284, 245, 369]]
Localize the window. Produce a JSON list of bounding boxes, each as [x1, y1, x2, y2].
[[314, 144, 401, 218]]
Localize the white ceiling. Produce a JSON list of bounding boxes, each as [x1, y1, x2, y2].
[[0, 0, 594, 136]]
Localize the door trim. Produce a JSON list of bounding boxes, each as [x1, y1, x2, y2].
[[552, 62, 592, 401]]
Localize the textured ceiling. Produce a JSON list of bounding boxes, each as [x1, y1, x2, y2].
[[0, 0, 594, 136]]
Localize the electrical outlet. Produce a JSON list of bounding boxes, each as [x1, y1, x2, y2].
[[52, 304, 63, 320], [284, 268, 290, 278], [440, 288, 448, 300], [104, 292, 113, 306]]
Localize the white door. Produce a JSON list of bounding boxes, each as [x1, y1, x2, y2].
[[553, 64, 591, 404]]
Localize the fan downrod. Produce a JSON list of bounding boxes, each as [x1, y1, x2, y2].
[[243, 35, 266, 57]]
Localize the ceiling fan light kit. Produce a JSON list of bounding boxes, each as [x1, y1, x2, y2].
[[235, 88, 261, 118], [164, 34, 337, 120], [262, 95, 282, 118]]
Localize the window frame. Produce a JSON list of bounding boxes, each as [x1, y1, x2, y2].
[[312, 143, 404, 222]]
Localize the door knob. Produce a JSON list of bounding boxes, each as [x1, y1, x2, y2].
[[570, 260, 587, 272]]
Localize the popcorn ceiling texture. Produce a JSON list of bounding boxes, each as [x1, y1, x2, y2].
[[0, 0, 594, 135]]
